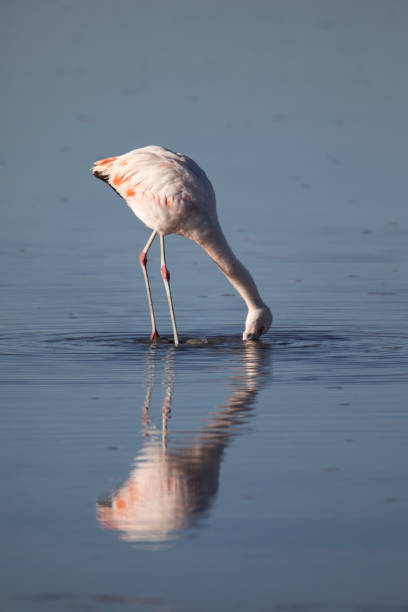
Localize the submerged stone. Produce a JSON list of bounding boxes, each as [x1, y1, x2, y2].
[[185, 337, 209, 345]]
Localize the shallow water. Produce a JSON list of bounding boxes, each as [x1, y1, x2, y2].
[[2, 246, 408, 611], [2, 1, 408, 611]]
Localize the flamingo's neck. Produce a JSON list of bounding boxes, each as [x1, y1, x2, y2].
[[197, 225, 265, 312]]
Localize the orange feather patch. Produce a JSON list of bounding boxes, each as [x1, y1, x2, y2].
[[113, 174, 127, 186], [96, 156, 117, 165], [126, 188, 135, 198]]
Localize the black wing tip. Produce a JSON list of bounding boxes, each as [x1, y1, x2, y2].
[[92, 168, 122, 198], [93, 169, 110, 183]]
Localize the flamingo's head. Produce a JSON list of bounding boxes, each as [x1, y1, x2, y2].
[[242, 306, 272, 341]]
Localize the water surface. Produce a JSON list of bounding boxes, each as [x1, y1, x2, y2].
[[1, 1, 408, 611]]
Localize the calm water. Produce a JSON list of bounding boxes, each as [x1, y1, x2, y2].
[[1, 1, 408, 611]]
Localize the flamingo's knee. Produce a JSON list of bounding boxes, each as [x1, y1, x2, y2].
[[161, 265, 170, 281], [139, 252, 147, 267]]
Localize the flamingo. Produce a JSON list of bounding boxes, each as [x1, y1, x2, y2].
[[92, 145, 272, 346]]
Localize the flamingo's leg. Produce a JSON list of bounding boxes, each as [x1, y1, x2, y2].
[[139, 230, 159, 340], [159, 234, 179, 346]]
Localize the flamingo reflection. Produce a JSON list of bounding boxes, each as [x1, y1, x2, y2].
[[97, 341, 270, 543]]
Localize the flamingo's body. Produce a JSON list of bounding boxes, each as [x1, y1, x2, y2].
[[92, 146, 272, 345]]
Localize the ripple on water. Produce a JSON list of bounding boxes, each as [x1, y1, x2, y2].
[[0, 325, 406, 386]]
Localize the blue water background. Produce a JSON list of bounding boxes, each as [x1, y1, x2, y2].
[[1, 1, 408, 610]]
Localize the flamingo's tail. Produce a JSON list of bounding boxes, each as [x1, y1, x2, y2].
[[91, 156, 118, 183]]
